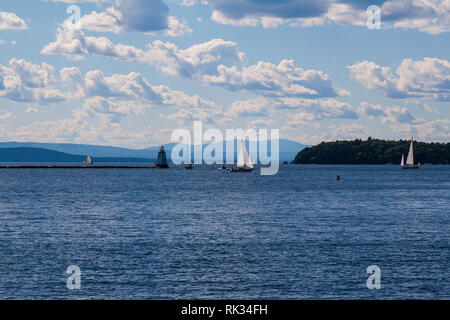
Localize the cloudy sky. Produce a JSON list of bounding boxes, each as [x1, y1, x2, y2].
[[0, 0, 449, 148]]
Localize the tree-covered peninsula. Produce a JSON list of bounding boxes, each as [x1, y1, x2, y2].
[[293, 138, 450, 165]]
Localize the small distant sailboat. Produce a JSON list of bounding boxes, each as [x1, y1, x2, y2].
[[401, 138, 419, 169], [229, 140, 254, 172], [86, 155, 93, 166]]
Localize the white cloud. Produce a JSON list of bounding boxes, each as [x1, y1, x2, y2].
[[0, 9, 28, 30], [78, 0, 192, 36], [42, 24, 245, 77], [246, 119, 276, 129], [60, 66, 222, 112], [8, 117, 155, 148], [297, 123, 374, 145], [382, 0, 450, 35], [165, 108, 215, 124], [0, 58, 65, 103], [205, 59, 346, 98], [358, 102, 416, 124], [348, 58, 450, 101], [26, 107, 39, 114], [42, 25, 349, 99], [41, 22, 146, 61], [228, 96, 358, 127], [277, 97, 358, 119], [228, 98, 272, 117], [392, 119, 450, 142], [0, 110, 13, 120], [200, 0, 450, 34]]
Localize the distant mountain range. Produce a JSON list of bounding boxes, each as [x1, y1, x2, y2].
[[0, 148, 153, 163], [0, 139, 308, 163]]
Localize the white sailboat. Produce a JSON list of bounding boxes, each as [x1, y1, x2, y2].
[[86, 155, 93, 166], [402, 138, 419, 169], [229, 140, 254, 172]]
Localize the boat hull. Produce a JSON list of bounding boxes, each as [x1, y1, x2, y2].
[[228, 167, 253, 172], [402, 165, 419, 169]]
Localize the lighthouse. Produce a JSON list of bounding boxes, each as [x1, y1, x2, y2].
[[156, 145, 169, 168]]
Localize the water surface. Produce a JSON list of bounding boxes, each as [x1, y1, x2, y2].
[[0, 165, 448, 299]]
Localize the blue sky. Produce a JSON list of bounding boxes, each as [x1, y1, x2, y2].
[[0, 0, 449, 148]]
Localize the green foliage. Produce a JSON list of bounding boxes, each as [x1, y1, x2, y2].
[[292, 139, 450, 165]]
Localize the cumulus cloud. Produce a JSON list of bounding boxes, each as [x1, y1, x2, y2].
[[348, 58, 450, 101], [297, 123, 374, 145], [165, 108, 215, 124], [283, 103, 358, 129], [1, 61, 225, 146], [75, 96, 146, 123], [41, 22, 146, 61], [228, 96, 358, 127], [205, 59, 347, 98], [78, 0, 191, 36], [192, 0, 450, 34], [277, 97, 358, 120], [0, 56, 227, 129], [228, 98, 272, 117], [42, 26, 347, 98], [393, 119, 450, 142], [42, 24, 245, 77], [0, 9, 28, 30], [0, 110, 13, 120], [382, 0, 450, 35], [144, 38, 246, 79], [358, 102, 416, 124], [246, 118, 276, 129], [60, 66, 222, 112], [0, 58, 65, 103], [8, 116, 155, 148]]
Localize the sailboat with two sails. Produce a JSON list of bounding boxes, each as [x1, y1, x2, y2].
[[229, 140, 254, 172], [401, 138, 419, 169]]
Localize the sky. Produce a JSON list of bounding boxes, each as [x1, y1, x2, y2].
[[0, 0, 449, 148]]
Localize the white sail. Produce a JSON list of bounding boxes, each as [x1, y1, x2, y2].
[[400, 154, 404, 166], [236, 140, 254, 168], [86, 155, 93, 165], [243, 142, 254, 169], [406, 139, 414, 165], [237, 141, 245, 167]]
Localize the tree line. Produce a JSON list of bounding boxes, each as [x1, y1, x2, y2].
[[293, 138, 450, 164]]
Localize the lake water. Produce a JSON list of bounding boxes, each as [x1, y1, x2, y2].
[[0, 165, 448, 299]]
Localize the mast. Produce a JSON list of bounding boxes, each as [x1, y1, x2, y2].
[[406, 138, 414, 165], [243, 142, 254, 169]]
